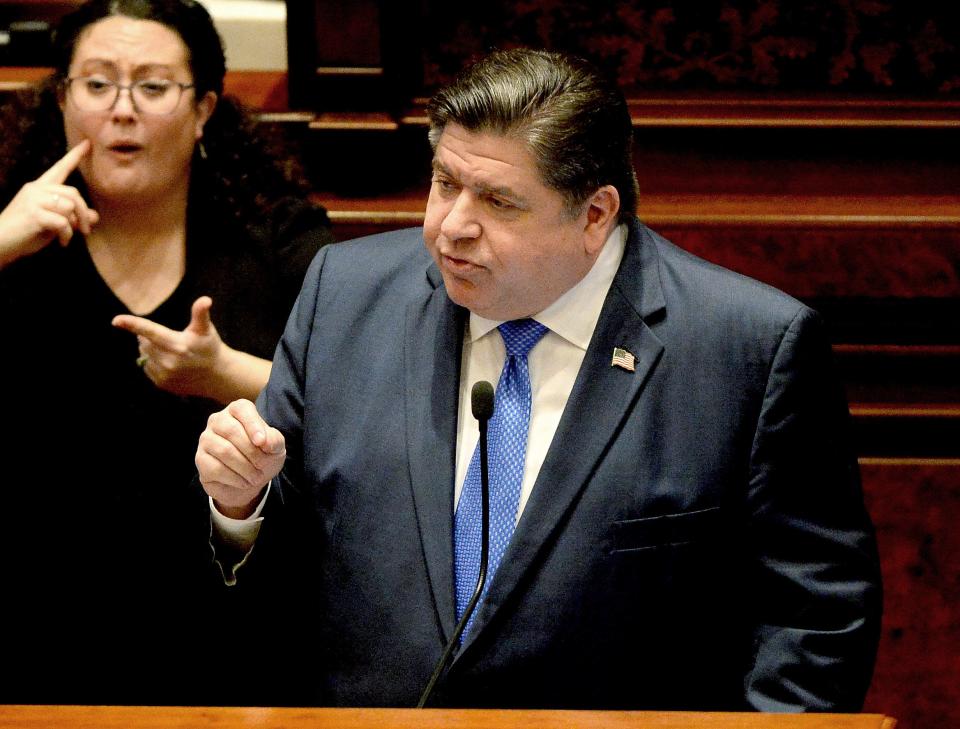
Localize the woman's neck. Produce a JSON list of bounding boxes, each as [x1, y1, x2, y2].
[[85, 190, 190, 315], [88, 184, 190, 247]]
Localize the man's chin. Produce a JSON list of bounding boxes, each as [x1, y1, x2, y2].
[[442, 277, 475, 308], [440, 275, 486, 314]]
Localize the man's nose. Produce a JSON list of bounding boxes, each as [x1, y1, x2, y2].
[[440, 191, 481, 241]]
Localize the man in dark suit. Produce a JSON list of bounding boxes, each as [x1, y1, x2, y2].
[[196, 48, 881, 711]]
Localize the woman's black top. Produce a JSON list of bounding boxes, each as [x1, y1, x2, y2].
[[0, 196, 334, 704]]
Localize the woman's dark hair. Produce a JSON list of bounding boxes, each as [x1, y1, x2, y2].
[[51, 0, 226, 98], [0, 0, 311, 232]]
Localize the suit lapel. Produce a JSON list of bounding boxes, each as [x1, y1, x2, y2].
[[457, 221, 667, 652], [404, 262, 466, 644]]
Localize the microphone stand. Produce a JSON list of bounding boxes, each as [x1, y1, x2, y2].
[[417, 382, 493, 708]]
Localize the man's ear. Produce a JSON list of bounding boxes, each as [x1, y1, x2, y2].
[[583, 185, 620, 255], [194, 91, 218, 140]]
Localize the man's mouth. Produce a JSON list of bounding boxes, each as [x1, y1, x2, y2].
[[441, 253, 483, 275]]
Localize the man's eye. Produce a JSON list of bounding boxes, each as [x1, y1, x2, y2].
[[434, 177, 457, 192], [488, 197, 514, 210], [138, 81, 172, 97]]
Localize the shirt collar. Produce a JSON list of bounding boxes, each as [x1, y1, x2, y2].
[[467, 223, 628, 350]]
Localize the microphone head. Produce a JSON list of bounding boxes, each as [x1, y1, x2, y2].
[[471, 380, 495, 422]]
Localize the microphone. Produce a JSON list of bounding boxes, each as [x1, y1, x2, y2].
[[417, 380, 495, 708]]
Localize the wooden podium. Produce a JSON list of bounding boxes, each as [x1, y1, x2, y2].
[[0, 706, 897, 728]]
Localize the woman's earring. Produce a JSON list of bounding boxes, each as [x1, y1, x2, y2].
[[198, 141, 208, 160]]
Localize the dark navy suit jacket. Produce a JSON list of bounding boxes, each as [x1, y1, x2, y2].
[[236, 220, 881, 711]]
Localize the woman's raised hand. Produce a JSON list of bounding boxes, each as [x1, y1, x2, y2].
[[0, 140, 99, 270], [113, 296, 272, 404]]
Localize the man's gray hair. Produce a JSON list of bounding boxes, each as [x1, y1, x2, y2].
[[427, 48, 638, 223]]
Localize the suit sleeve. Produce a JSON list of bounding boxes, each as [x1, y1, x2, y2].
[[217, 247, 329, 592], [259, 240, 337, 494], [743, 307, 882, 711], [200, 250, 333, 707]]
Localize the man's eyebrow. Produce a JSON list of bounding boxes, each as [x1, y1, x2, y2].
[[477, 181, 525, 204], [431, 157, 529, 208]]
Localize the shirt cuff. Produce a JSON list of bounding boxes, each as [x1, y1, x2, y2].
[[209, 483, 271, 586]]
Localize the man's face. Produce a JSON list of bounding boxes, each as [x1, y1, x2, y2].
[[423, 124, 606, 321]]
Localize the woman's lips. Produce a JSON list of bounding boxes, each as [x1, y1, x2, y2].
[[106, 142, 143, 156]]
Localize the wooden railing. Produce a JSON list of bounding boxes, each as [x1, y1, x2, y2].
[[0, 705, 899, 729]]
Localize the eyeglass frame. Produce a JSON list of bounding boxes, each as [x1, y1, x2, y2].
[[63, 76, 197, 115]]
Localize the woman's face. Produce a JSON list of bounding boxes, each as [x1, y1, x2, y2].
[[61, 16, 216, 204]]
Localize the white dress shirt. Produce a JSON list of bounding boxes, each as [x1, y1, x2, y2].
[[454, 224, 626, 520], [212, 224, 627, 580]]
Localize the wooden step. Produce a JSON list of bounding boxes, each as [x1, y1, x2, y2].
[[314, 191, 960, 233], [402, 94, 960, 129]]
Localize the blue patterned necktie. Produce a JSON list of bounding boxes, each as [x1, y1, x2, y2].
[[454, 318, 549, 638]]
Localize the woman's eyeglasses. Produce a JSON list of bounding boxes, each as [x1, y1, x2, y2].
[[65, 77, 196, 115]]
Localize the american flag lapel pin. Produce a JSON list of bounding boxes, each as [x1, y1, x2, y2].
[[611, 347, 636, 372]]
